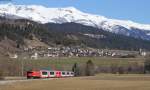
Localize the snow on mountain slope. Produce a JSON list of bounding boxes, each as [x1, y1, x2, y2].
[[0, 3, 150, 40]]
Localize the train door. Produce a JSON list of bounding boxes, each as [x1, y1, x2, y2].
[[56, 71, 61, 78]]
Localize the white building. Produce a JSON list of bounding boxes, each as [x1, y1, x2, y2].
[[31, 52, 38, 59]]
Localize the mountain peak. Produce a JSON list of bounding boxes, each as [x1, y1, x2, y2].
[[59, 7, 82, 14], [64, 7, 78, 11]]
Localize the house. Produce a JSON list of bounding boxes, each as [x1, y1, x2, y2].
[[9, 54, 18, 59], [31, 52, 38, 59]]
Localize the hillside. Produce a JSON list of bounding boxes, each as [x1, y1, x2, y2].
[[45, 23, 150, 50], [0, 17, 150, 56]]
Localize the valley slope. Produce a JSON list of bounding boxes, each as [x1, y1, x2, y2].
[[0, 17, 150, 56]]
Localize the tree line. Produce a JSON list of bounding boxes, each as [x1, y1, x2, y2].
[[72, 60, 95, 76], [1, 58, 150, 79], [72, 57, 150, 77]]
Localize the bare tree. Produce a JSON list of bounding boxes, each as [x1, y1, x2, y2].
[[85, 60, 95, 76], [72, 63, 80, 76], [144, 57, 150, 74], [0, 69, 4, 80]]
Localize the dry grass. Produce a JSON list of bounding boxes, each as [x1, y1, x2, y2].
[[1, 74, 150, 90], [22, 57, 145, 71]]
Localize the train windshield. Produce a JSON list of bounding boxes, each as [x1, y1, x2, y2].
[[27, 71, 33, 73]]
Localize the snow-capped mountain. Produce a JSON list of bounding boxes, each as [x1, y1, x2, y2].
[[1, 3, 150, 40]]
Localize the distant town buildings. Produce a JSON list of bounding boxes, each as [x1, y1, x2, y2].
[[139, 48, 147, 56], [9, 54, 18, 59], [8, 46, 150, 59]]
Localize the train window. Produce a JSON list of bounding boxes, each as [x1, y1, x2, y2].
[[71, 72, 74, 75], [42, 72, 48, 75], [50, 72, 54, 75], [62, 72, 65, 75], [67, 72, 69, 75]]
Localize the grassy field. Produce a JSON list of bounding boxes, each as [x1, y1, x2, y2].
[[1, 74, 150, 90], [0, 57, 146, 76], [21, 57, 145, 71]]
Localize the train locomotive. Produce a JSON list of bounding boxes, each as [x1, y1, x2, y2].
[[27, 70, 74, 79]]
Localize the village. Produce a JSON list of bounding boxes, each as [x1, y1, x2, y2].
[[9, 46, 149, 59]]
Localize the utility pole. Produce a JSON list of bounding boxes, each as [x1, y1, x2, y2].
[[21, 59, 24, 76]]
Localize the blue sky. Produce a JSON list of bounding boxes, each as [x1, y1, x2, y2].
[[2, 0, 150, 24]]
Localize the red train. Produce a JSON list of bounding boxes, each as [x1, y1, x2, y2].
[[27, 70, 74, 79]]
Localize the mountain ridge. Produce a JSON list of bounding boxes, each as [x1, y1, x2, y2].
[[0, 3, 150, 40], [0, 17, 150, 57]]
